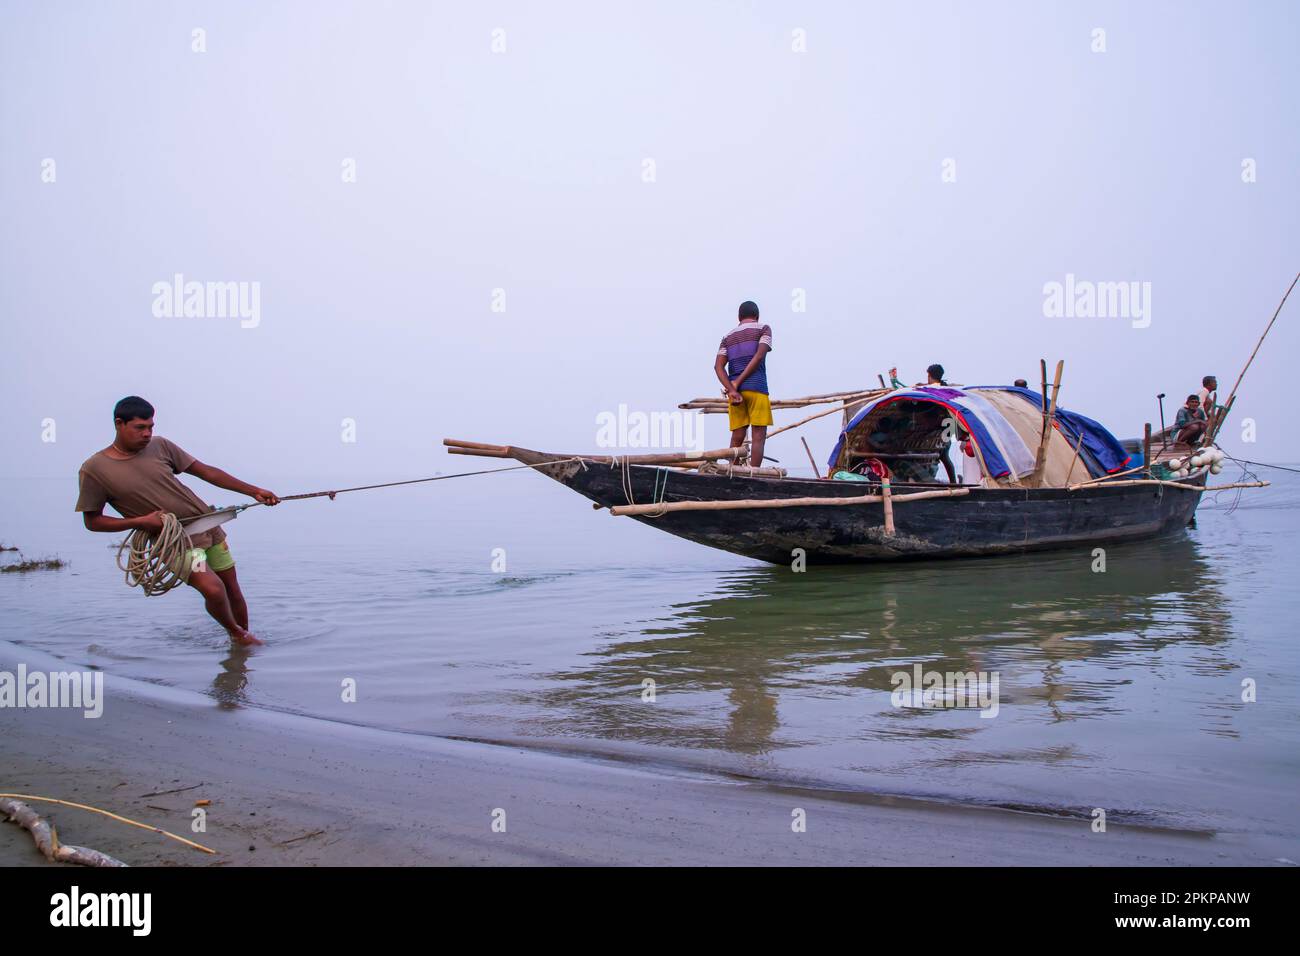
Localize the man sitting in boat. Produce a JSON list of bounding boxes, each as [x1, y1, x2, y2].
[[714, 300, 773, 468], [1174, 394, 1208, 445], [888, 364, 951, 389], [916, 404, 960, 483]]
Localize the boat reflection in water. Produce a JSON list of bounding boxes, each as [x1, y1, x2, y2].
[[523, 535, 1238, 818]]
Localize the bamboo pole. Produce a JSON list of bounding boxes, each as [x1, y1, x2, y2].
[[1142, 423, 1152, 476], [609, 486, 971, 517], [444, 442, 509, 455], [800, 437, 822, 477], [1207, 270, 1300, 443], [768, 392, 880, 439], [1070, 463, 1147, 487], [445, 445, 513, 458], [443, 439, 749, 466], [881, 477, 896, 535], [1030, 359, 1063, 485], [1067, 478, 1268, 493], [678, 387, 882, 411], [1064, 431, 1085, 487]]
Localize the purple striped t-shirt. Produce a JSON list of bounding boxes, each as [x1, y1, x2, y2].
[[718, 321, 773, 395]]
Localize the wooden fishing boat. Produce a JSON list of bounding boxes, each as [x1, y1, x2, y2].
[[445, 380, 1263, 566]]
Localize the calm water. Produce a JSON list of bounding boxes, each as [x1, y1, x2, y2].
[[2, 468, 1298, 842]]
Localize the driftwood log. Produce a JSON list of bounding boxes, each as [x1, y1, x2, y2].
[[0, 797, 127, 867]]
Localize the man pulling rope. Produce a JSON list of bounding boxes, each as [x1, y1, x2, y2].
[[77, 396, 280, 646], [81, 399, 589, 645]]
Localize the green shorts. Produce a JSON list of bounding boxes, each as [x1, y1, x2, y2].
[[176, 540, 235, 576]]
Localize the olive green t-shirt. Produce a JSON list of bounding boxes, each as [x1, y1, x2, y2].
[[75, 437, 225, 549]]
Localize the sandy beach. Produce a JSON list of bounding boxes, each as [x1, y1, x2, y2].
[[3, 641, 1288, 867]]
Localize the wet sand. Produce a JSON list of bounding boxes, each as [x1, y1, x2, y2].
[[1, 642, 1287, 867]]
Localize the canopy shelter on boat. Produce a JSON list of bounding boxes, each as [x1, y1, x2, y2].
[[826, 385, 1131, 486]]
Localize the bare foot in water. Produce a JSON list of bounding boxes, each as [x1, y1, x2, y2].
[[228, 627, 263, 646]]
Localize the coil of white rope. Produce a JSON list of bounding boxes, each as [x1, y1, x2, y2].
[[117, 513, 192, 596]]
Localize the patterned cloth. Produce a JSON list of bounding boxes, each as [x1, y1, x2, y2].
[[718, 321, 773, 395]]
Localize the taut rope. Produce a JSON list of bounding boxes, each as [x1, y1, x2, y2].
[[117, 458, 584, 596]]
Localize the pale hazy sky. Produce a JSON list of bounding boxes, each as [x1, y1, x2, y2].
[[3, 0, 1297, 485]]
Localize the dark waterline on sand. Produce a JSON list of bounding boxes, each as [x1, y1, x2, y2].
[[2, 471, 1298, 845]]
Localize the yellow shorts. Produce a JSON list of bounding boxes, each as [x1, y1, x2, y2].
[[175, 540, 235, 577], [728, 390, 774, 430]]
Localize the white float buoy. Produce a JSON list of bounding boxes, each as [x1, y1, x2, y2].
[[1211, 462, 1223, 475]]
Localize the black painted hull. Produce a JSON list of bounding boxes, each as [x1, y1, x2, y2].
[[516, 450, 1205, 565]]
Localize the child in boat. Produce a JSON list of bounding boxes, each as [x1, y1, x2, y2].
[[715, 300, 773, 467], [1198, 375, 1218, 417]]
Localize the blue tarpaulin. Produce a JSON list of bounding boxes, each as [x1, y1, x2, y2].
[[969, 386, 1132, 474], [827, 385, 1132, 479], [827, 388, 1035, 479]]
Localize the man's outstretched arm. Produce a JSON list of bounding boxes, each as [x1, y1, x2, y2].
[[185, 461, 280, 505]]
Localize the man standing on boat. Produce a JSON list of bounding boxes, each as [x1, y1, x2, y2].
[[75, 396, 280, 646], [715, 301, 773, 468]]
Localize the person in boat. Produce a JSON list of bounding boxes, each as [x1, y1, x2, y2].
[[1198, 375, 1218, 416], [920, 363, 948, 387], [715, 300, 773, 468], [906, 404, 958, 483], [1173, 394, 1208, 446], [75, 396, 280, 646], [887, 364, 949, 388]]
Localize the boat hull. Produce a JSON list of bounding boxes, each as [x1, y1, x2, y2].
[[517, 451, 1205, 565]]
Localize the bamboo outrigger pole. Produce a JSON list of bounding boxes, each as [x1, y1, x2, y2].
[[1206, 270, 1300, 444], [767, 392, 880, 439], [609, 486, 971, 517], [442, 439, 750, 466], [680, 386, 887, 413]]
